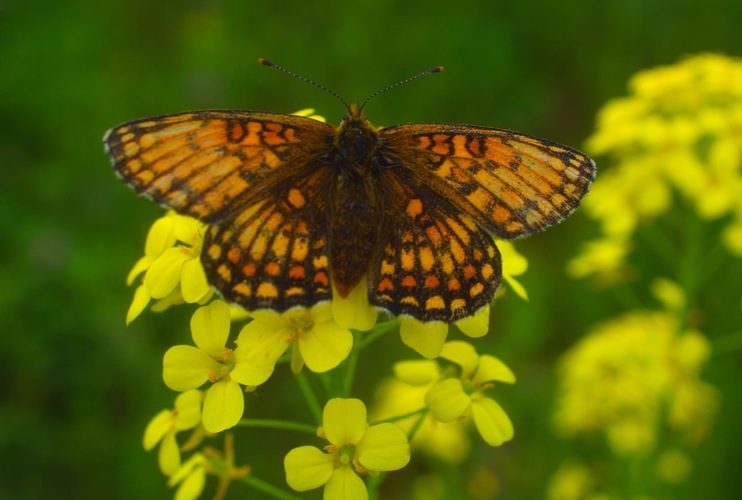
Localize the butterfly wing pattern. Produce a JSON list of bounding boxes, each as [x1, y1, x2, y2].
[[105, 105, 595, 322]]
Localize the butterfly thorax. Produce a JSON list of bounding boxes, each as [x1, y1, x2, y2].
[[327, 104, 383, 297], [333, 104, 379, 177]]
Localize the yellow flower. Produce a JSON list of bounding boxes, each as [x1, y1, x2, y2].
[[237, 303, 353, 373], [284, 398, 410, 499], [162, 300, 274, 433], [372, 360, 471, 463], [424, 341, 516, 446], [126, 212, 212, 323], [553, 309, 718, 456], [143, 390, 203, 476], [546, 461, 598, 500], [572, 53, 742, 278]]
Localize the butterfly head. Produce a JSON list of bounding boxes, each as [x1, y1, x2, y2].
[[334, 103, 379, 166]]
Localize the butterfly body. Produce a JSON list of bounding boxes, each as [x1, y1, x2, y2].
[[105, 103, 595, 322]]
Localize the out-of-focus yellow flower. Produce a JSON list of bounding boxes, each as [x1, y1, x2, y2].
[[424, 341, 516, 446], [126, 212, 212, 323], [284, 398, 410, 499], [371, 360, 471, 464], [571, 53, 742, 279], [656, 448, 693, 484], [143, 390, 203, 476], [553, 309, 718, 457], [546, 461, 602, 500], [167, 453, 207, 500]]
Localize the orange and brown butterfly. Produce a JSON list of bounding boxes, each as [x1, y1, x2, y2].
[[104, 60, 595, 323]]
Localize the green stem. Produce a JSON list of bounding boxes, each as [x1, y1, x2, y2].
[[295, 370, 322, 423], [340, 330, 363, 397], [236, 418, 317, 434], [370, 407, 427, 425], [236, 474, 302, 500], [357, 319, 400, 350], [677, 210, 704, 307]]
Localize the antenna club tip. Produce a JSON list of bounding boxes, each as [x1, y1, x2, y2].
[[258, 58, 273, 67], [433, 66, 445, 73]]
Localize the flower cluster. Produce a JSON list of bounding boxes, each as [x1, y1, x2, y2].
[[372, 340, 516, 464], [126, 212, 212, 324], [552, 304, 718, 457], [569, 53, 742, 279]]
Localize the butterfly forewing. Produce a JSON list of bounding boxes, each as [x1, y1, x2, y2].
[[378, 124, 596, 239], [104, 110, 335, 224]]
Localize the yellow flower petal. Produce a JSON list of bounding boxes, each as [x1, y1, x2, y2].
[[163, 345, 222, 391], [190, 301, 230, 356], [236, 319, 292, 364], [171, 214, 205, 245], [172, 459, 206, 500], [145, 248, 187, 299], [474, 355, 516, 385], [299, 320, 353, 373], [231, 347, 275, 386], [127, 256, 151, 286], [174, 390, 202, 430], [325, 465, 368, 500], [356, 423, 410, 472], [470, 396, 514, 446], [332, 279, 377, 331], [284, 446, 334, 491], [439, 341, 479, 376], [143, 409, 172, 450], [392, 359, 440, 385], [503, 274, 529, 301], [145, 214, 177, 258], [498, 241, 529, 300], [168, 452, 205, 487], [425, 379, 471, 422], [126, 284, 151, 325], [201, 379, 244, 433], [249, 309, 284, 324], [158, 430, 181, 476], [455, 306, 490, 338], [323, 398, 367, 446], [399, 318, 448, 359], [180, 258, 210, 303]]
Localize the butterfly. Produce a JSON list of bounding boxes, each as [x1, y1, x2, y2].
[[104, 63, 595, 323]]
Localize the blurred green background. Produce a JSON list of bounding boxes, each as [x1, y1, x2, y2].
[[2, 0, 740, 499]]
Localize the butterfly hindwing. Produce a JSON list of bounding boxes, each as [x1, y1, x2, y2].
[[369, 168, 502, 322], [379, 124, 596, 239], [201, 165, 335, 311], [104, 110, 335, 224]]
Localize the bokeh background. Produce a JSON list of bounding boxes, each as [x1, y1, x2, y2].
[[2, 0, 741, 499]]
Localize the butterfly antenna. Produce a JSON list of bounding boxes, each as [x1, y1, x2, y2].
[[360, 66, 444, 111], [258, 58, 349, 109]]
